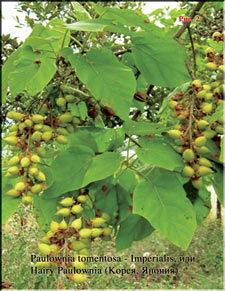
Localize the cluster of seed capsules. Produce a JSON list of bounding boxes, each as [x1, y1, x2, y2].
[[4, 89, 82, 203], [167, 32, 224, 190], [37, 193, 112, 283]]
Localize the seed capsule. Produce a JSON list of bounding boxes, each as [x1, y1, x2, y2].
[[30, 154, 41, 163], [71, 218, 82, 230], [77, 195, 88, 203], [36, 171, 46, 182], [59, 112, 73, 123], [79, 228, 92, 238], [31, 184, 43, 194], [42, 131, 52, 142], [56, 97, 66, 107], [182, 149, 195, 161], [91, 217, 106, 227], [182, 166, 194, 177], [56, 208, 71, 216], [31, 131, 42, 142], [7, 111, 25, 121], [8, 166, 20, 175], [29, 167, 39, 176], [197, 120, 209, 130], [22, 195, 33, 204], [6, 189, 20, 197], [56, 135, 68, 144], [71, 204, 83, 214], [198, 158, 212, 167], [15, 182, 26, 192], [38, 243, 51, 255], [167, 129, 182, 139], [198, 166, 213, 176], [8, 155, 20, 166], [91, 228, 103, 237], [194, 136, 206, 147], [31, 114, 45, 124], [72, 274, 88, 283], [60, 197, 74, 207], [72, 241, 87, 251], [59, 219, 68, 229], [50, 221, 59, 232], [4, 136, 18, 145], [202, 103, 213, 114], [21, 157, 30, 167]]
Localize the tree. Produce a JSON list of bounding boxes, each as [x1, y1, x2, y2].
[[2, 1, 224, 286]]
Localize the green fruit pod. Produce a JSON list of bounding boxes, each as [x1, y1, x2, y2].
[[31, 114, 45, 124], [6, 189, 21, 197], [215, 125, 223, 134], [4, 136, 18, 145], [28, 167, 39, 177], [182, 166, 195, 177], [192, 80, 202, 87], [31, 131, 42, 142], [42, 131, 53, 142], [60, 197, 74, 207], [55, 135, 68, 144], [194, 136, 206, 147], [71, 259, 85, 269], [205, 62, 217, 71], [8, 166, 20, 176], [198, 158, 212, 167], [196, 146, 210, 155], [31, 184, 43, 194], [65, 95, 76, 103], [91, 217, 106, 227], [36, 171, 46, 182], [59, 112, 73, 123], [8, 155, 20, 166], [182, 149, 195, 161], [77, 195, 88, 203], [15, 182, 26, 192], [31, 154, 41, 163], [56, 127, 68, 135], [167, 129, 182, 139], [71, 204, 83, 214], [20, 157, 30, 167], [197, 120, 209, 130], [22, 195, 33, 204], [192, 178, 203, 190], [50, 221, 59, 232], [59, 219, 68, 229], [72, 241, 87, 251], [38, 243, 51, 255], [56, 208, 71, 216], [71, 218, 82, 230], [36, 147, 46, 158], [72, 274, 88, 283], [91, 228, 103, 237], [202, 103, 213, 114], [79, 228, 92, 239], [56, 97, 66, 107], [197, 166, 213, 176], [7, 111, 25, 121], [24, 119, 33, 128]]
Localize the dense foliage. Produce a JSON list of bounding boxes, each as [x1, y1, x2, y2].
[[2, 1, 224, 285]]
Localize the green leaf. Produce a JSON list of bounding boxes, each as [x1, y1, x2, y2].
[[8, 45, 57, 97], [117, 168, 138, 193], [193, 188, 211, 225], [137, 136, 184, 171], [2, 176, 20, 223], [71, 2, 91, 20], [133, 168, 197, 250], [116, 214, 154, 251], [123, 120, 168, 136], [42, 146, 124, 199], [212, 164, 224, 206], [68, 48, 136, 120], [132, 32, 191, 87], [67, 19, 111, 32], [33, 196, 58, 231], [206, 102, 223, 124], [220, 136, 224, 163]]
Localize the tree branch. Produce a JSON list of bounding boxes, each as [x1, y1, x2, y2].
[[173, 2, 205, 40], [187, 26, 197, 79], [114, 48, 131, 56]]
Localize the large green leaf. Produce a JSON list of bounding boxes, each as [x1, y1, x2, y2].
[[132, 32, 191, 87], [136, 136, 184, 171], [67, 19, 112, 32], [133, 169, 197, 250], [33, 196, 58, 231], [193, 188, 211, 225], [8, 45, 57, 97], [68, 48, 136, 119], [123, 120, 168, 136], [71, 2, 91, 20], [42, 146, 124, 199], [220, 136, 224, 163], [212, 164, 224, 206], [116, 214, 154, 251]]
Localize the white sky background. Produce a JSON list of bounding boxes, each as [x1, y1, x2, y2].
[[2, 1, 181, 41]]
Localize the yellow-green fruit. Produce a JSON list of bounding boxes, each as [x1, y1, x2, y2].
[[215, 126, 223, 134], [56, 208, 71, 216], [31, 114, 45, 124], [15, 182, 26, 192], [36, 147, 46, 158], [197, 120, 209, 129], [102, 227, 112, 236], [194, 136, 206, 147], [31, 154, 41, 163], [213, 88, 220, 95], [169, 100, 177, 108], [5, 172, 14, 178], [71, 218, 82, 230], [41, 125, 52, 132], [205, 93, 213, 101], [217, 116, 224, 124], [71, 204, 83, 214], [198, 166, 213, 176], [21, 157, 30, 167], [24, 119, 33, 128], [31, 131, 42, 142], [9, 124, 18, 132], [182, 149, 195, 161], [19, 123, 26, 132], [219, 84, 225, 94], [202, 103, 213, 114], [41, 236, 50, 243], [71, 259, 85, 269], [50, 244, 59, 253], [31, 184, 43, 194], [182, 166, 195, 177], [192, 178, 203, 190], [60, 197, 74, 207], [203, 129, 216, 139], [218, 65, 224, 73], [46, 230, 55, 239], [192, 80, 201, 87], [174, 138, 184, 146], [167, 129, 182, 139], [59, 219, 68, 230], [212, 31, 222, 39], [6, 189, 20, 197], [101, 213, 110, 222], [211, 81, 220, 89], [8, 155, 20, 166], [205, 62, 217, 71], [79, 248, 90, 256], [50, 221, 59, 232], [56, 135, 68, 144], [91, 217, 106, 227], [66, 125, 74, 133], [216, 72, 223, 81], [72, 241, 87, 251], [77, 195, 88, 203], [38, 243, 51, 255], [56, 127, 68, 135], [72, 274, 88, 283], [203, 84, 211, 91], [36, 171, 46, 182], [91, 228, 103, 237], [8, 166, 20, 175], [29, 167, 39, 176], [79, 228, 92, 239], [35, 262, 51, 267], [59, 112, 73, 123], [65, 95, 76, 103], [196, 146, 210, 155], [56, 97, 66, 107], [198, 158, 212, 167], [7, 111, 24, 121], [4, 136, 18, 145], [22, 195, 33, 204], [8, 131, 17, 137], [205, 47, 214, 55], [197, 90, 207, 98], [42, 131, 52, 142]]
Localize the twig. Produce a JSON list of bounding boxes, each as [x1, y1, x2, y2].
[[187, 26, 197, 79], [173, 2, 205, 40], [114, 48, 132, 56], [36, 93, 50, 113], [125, 133, 142, 148]]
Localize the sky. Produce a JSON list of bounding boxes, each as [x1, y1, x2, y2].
[[2, 1, 180, 41]]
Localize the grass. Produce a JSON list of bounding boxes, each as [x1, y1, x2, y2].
[[2, 204, 224, 290]]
